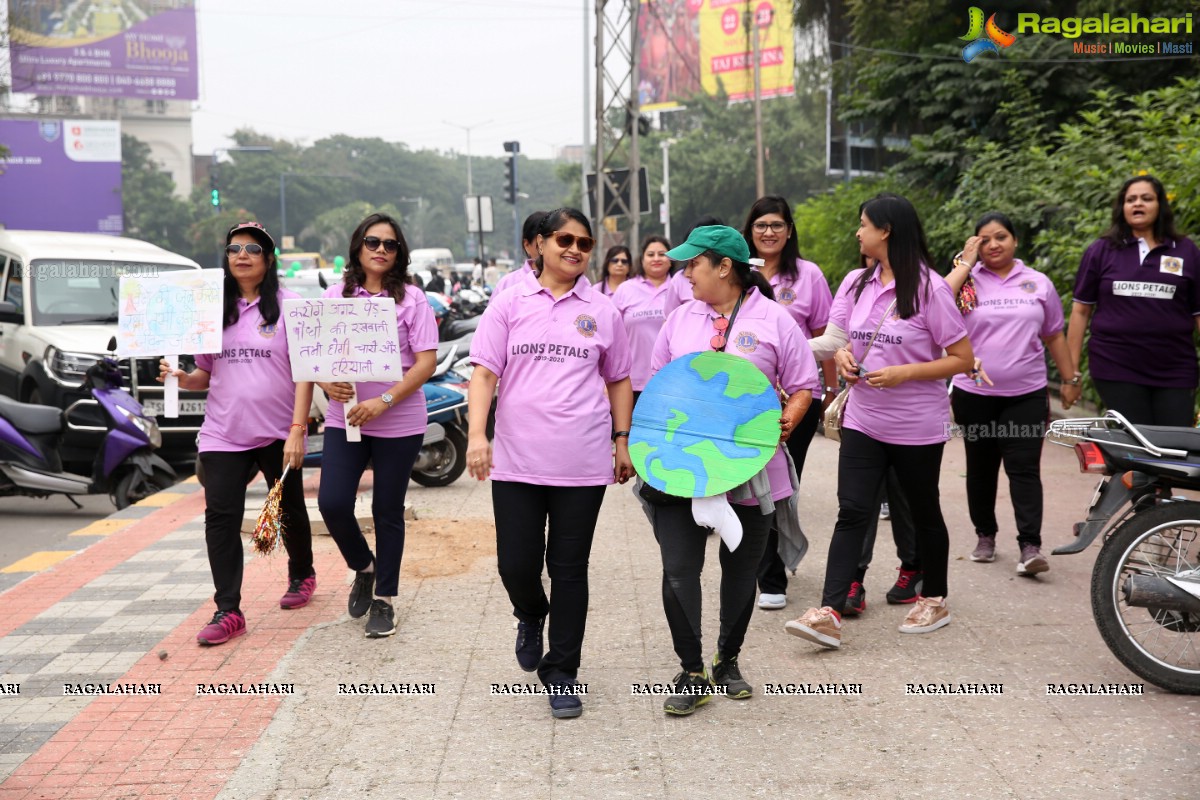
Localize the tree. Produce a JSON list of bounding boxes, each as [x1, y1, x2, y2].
[[121, 134, 194, 257], [303, 201, 406, 262]]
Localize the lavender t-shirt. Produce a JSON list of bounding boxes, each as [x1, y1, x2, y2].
[[321, 284, 439, 438], [195, 289, 299, 453], [951, 260, 1063, 397], [660, 269, 695, 318], [491, 260, 535, 297], [763, 258, 833, 339], [651, 287, 819, 504], [470, 271, 632, 486], [613, 276, 670, 391], [829, 267, 968, 445]]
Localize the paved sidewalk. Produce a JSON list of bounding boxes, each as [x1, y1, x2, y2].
[[1, 437, 1199, 799]]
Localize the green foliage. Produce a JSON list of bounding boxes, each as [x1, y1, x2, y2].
[[303, 201, 406, 263], [121, 134, 194, 257]]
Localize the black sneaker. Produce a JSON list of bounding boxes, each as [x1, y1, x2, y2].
[[843, 581, 866, 617], [348, 568, 375, 619], [364, 599, 395, 638], [515, 618, 544, 673], [886, 568, 923, 605], [711, 653, 752, 699], [548, 683, 583, 719], [663, 670, 714, 716]]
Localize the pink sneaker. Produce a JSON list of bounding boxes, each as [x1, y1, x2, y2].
[[280, 574, 317, 609], [196, 611, 246, 645]]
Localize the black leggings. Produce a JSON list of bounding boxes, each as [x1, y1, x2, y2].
[[821, 428, 949, 612], [950, 388, 1048, 547], [492, 481, 607, 686], [653, 503, 774, 673], [200, 441, 313, 615], [1093, 378, 1195, 428]]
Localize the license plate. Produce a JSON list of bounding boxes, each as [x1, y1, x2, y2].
[[142, 398, 207, 417]]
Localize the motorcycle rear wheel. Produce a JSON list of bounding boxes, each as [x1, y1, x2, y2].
[[1091, 501, 1200, 694], [410, 426, 467, 488], [111, 466, 175, 510]]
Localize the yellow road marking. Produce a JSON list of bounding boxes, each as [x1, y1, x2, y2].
[[135, 492, 186, 508], [2, 551, 76, 573], [69, 519, 135, 537]]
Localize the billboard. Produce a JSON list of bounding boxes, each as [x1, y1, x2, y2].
[[638, 0, 794, 111], [0, 119, 123, 234], [7, 0, 198, 100]]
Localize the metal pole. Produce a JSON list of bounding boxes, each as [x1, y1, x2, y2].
[[582, 0, 591, 226], [476, 195, 486, 265], [279, 173, 287, 247], [749, 1, 766, 197], [660, 140, 671, 243], [629, 0, 641, 250], [593, 0, 605, 241]]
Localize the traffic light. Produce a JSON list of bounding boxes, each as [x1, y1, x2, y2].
[[210, 189, 220, 207], [209, 171, 220, 209], [503, 141, 519, 204]]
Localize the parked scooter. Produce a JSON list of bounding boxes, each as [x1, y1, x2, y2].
[[1049, 410, 1200, 694], [0, 338, 175, 509]]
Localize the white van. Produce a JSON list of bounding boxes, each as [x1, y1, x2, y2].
[[408, 247, 454, 272], [0, 230, 207, 468]]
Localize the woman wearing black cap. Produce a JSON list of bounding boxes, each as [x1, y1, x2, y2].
[[647, 225, 817, 715], [159, 221, 315, 646]]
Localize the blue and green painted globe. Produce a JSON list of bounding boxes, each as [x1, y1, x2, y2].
[[630, 351, 780, 498]]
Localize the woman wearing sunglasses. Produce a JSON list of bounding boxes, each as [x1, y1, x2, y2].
[[613, 236, 672, 404], [159, 222, 315, 646], [648, 225, 817, 715], [786, 194, 972, 650], [466, 207, 634, 719], [597, 245, 632, 296], [314, 213, 438, 638], [740, 195, 838, 612]]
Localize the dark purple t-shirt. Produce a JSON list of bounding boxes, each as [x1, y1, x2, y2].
[[1073, 236, 1200, 387]]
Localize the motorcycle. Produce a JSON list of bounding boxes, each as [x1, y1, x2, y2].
[[0, 337, 175, 509], [1048, 410, 1200, 694]]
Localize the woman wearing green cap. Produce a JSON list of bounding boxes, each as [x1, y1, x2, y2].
[[646, 225, 819, 715]]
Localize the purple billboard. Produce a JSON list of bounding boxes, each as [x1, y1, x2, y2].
[[0, 119, 123, 234], [7, 1, 197, 100]]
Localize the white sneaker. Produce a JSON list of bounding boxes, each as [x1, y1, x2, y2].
[[758, 593, 787, 610]]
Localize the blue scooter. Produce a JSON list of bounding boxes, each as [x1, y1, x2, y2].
[[0, 338, 176, 509]]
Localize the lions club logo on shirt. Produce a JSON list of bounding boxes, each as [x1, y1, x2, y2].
[[734, 331, 759, 354], [1161, 256, 1183, 275], [777, 287, 796, 306], [258, 320, 279, 338], [574, 314, 598, 338], [1019, 280, 1037, 294]]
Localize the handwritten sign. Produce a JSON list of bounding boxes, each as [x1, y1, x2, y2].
[[282, 298, 403, 381], [117, 270, 224, 357]]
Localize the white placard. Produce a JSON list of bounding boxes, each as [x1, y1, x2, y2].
[[117, 270, 225, 357], [282, 298, 403, 382]]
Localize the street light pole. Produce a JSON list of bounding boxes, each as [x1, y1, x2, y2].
[[444, 119, 492, 260], [660, 139, 676, 243]]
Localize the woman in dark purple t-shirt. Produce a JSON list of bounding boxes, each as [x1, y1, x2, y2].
[[1068, 175, 1200, 426]]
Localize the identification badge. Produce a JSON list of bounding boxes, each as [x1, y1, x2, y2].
[[1160, 256, 1183, 275]]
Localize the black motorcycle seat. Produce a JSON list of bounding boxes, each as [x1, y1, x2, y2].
[[1090, 424, 1200, 457], [0, 394, 64, 435]]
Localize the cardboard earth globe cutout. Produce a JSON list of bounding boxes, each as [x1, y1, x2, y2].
[[630, 351, 780, 498]]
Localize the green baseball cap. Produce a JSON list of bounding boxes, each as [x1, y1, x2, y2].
[[665, 225, 751, 264]]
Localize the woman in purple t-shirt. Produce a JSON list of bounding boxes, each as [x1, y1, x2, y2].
[[786, 194, 973, 650], [596, 245, 632, 297], [946, 212, 1078, 576], [159, 222, 315, 647], [614, 236, 672, 403], [1068, 175, 1200, 427], [466, 208, 634, 719], [740, 195, 838, 611], [314, 213, 438, 639]]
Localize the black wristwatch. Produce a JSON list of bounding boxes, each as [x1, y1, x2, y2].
[[612, 430, 630, 442]]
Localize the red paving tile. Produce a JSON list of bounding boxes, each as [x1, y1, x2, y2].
[[3, 474, 344, 798]]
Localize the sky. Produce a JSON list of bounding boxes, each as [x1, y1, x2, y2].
[[191, 0, 594, 161]]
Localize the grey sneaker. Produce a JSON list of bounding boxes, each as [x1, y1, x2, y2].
[[365, 599, 396, 638], [663, 670, 715, 716], [711, 653, 752, 699], [970, 536, 996, 563], [1017, 544, 1049, 576]]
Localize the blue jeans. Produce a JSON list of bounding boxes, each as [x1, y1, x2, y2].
[[317, 427, 422, 597]]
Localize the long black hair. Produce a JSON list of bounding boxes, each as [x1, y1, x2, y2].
[[342, 213, 409, 302], [699, 250, 775, 302], [534, 207, 592, 276], [742, 195, 803, 279], [852, 193, 933, 319], [599, 244, 632, 287], [223, 224, 280, 329], [1101, 174, 1178, 246]]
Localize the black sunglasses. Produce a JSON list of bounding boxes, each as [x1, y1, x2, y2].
[[363, 236, 400, 253], [226, 243, 264, 256]]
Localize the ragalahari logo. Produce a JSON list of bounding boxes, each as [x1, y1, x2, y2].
[[960, 7, 1016, 62]]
